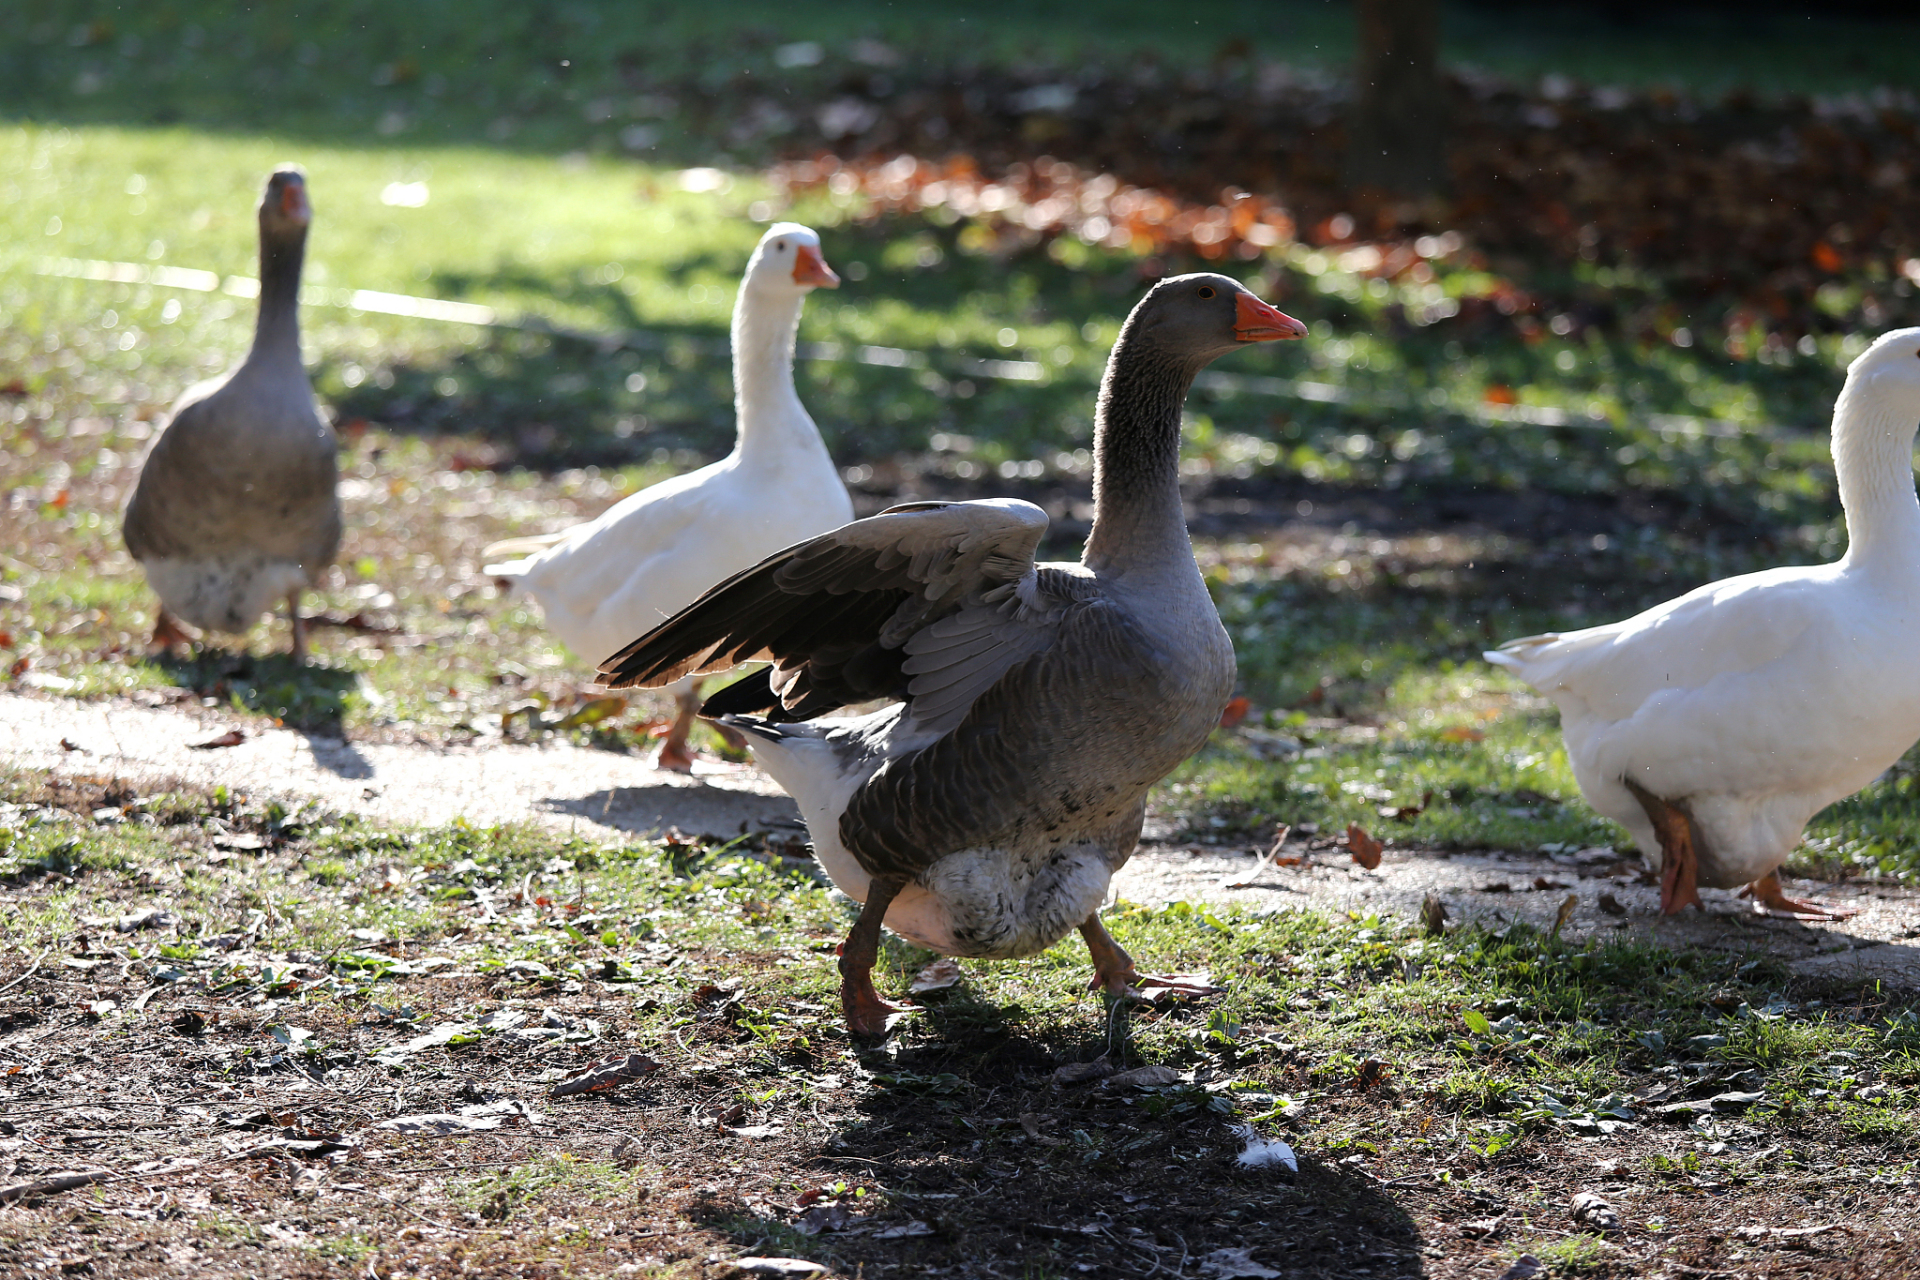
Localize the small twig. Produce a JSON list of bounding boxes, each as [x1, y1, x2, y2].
[[0, 949, 51, 996], [0, 1167, 113, 1203]]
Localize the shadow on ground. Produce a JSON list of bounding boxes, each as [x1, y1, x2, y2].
[[693, 991, 1430, 1277]]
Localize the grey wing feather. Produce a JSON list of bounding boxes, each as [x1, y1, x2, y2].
[[841, 594, 1164, 879], [597, 498, 1051, 708]]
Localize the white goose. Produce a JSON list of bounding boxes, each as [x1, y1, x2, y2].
[[485, 223, 853, 769], [1487, 328, 1920, 918], [598, 274, 1307, 1034]]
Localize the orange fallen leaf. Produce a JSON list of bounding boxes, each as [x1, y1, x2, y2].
[[1811, 241, 1843, 273], [1218, 696, 1251, 729], [187, 729, 247, 750], [1380, 789, 1435, 821], [1481, 384, 1517, 406], [1439, 725, 1485, 743], [8, 657, 29, 678], [1345, 822, 1383, 870]]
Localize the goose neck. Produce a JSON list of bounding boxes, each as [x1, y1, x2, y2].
[[1082, 342, 1199, 576], [248, 227, 306, 367], [1833, 376, 1920, 571], [731, 284, 812, 456]]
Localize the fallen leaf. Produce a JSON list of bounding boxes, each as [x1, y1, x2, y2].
[[909, 957, 963, 995], [188, 729, 247, 750], [1496, 1258, 1544, 1280], [1532, 877, 1568, 891], [1551, 893, 1579, 939], [1380, 789, 1434, 820], [1597, 892, 1628, 917], [86, 999, 117, 1020], [1569, 1190, 1622, 1233], [1218, 695, 1251, 728], [1130, 972, 1221, 1001], [551, 1052, 661, 1098], [374, 1112, 504, 1134], [1460, 1215, 1507, 1239], [1353, 1057, 1390, 1092], [1198, 1246, 1283, 1279], [793, 1203, 858, 1236], [1420, 893, 1449, 935], [58, 737, 84, 752], [1735, 1223, 1845, 1241], [1439, 725, 1485, 743], [1345, 822, 1383, 870], [114, 907, 177, 933], [1052, 1056, 1117, 1086], [1102, 1065, 1183, 1089], [734, 1260, 827, 1277]]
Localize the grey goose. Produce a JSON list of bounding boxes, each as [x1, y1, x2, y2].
[[599, 274, 1306, 1035], [124, 166, 340, 661]]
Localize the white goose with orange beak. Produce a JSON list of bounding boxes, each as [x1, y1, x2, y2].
[[485, 223, 853, 769]]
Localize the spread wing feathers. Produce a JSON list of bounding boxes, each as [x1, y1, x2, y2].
[[840, 598, 1163, 880], [597, 499, 1051, 710]]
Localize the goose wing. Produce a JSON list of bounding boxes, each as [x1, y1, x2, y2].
[[597, 498, 1056, 721]]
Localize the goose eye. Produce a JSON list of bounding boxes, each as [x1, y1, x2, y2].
[[773, 241, 786, 251], [1197, 285, 1216, 299]]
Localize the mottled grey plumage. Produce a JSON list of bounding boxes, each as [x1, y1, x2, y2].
[[600, 274, 1306, 1030], [123, 167, 339, 646]]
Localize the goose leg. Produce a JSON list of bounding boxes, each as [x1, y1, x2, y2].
[[287, 592, 307, 664], [149, 607, 192, 653], [654, 680, 701, 773], [837, 874, 919, 1038], [1739, 872, 1862, 921], [1623, 777, 1704, 915], [1078, 914, 1221, 999]]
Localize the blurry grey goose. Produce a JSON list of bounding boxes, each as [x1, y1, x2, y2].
[[123, 166, 340, 660], [598, 274, 1307, 1035]]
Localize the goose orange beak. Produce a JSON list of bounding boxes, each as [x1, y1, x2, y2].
[[793, 243, 840, 289], [1234, 292, 1306, 342]]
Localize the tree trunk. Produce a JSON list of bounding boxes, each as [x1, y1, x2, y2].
[[1346, 0, 1447, 199]]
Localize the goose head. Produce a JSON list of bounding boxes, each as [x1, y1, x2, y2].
[[1126, 272, 1306, 368], [744, 222, 839, 296], [1846, 327, 1920, 420], [259, 166, 311, 239]]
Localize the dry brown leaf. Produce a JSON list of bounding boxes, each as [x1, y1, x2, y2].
[[1551, 893, 1579, 939], [1419, 893, 1449, 936], [551, 1052, 661, 1098], [1218, 695, 1251, 728], [187, 729, 246, 750], [909, 957, 964, 995], [1345, 822, 1383, 870]]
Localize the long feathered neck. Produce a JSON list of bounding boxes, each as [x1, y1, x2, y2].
[[1832, 372, 1920, 572], [731, 280, 813, 457], [1082, 324, 1201, 576], [248, 222, 307, 368]]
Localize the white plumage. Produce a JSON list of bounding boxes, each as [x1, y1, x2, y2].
[[485, 223, 852, 766], [1488, 328, 1920, 916]]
